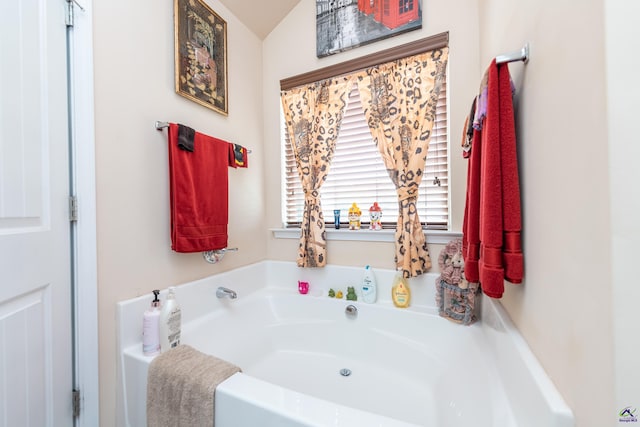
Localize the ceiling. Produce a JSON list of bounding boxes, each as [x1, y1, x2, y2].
[[217, 0, 302, 39]]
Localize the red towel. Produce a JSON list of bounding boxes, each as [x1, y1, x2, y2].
[[478, 60, 505, 298], [498, 63, 523, 285], [463, 60, 523, 298], [168, 123, 231, 252], [462, 127, 482, 283]]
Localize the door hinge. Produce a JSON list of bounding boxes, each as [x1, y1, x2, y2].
[[69, 195, 78, 222], [66, 0, 85, 27], [72, 389, 81, 417], [65, 1, 74, 27]]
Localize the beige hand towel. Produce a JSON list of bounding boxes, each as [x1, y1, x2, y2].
[[147, 344, 241, 427]]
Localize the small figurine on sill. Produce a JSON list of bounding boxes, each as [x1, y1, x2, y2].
[[369, 202, 383, 230], [348, 203, 362, 230], [298, 281, 309, 294]]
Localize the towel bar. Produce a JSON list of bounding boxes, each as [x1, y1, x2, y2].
[[495, 43, 529, 64], [155, 121, 252, 153]]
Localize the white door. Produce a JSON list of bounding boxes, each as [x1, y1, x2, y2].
[[0, 1, 74, 426]]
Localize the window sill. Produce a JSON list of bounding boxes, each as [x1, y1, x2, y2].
[[271, 228, 462, 244]]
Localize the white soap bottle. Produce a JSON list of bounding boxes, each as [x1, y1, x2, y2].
[[160, 286, 182, 352], [142, 290, 161, 356], [361, 265, 377, 303]]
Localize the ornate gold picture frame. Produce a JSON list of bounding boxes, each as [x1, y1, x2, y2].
[[174, 0, 228, 115]]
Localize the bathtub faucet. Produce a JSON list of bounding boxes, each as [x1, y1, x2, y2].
[[345, 304, 358, 318], [216, 286, 237, 299]]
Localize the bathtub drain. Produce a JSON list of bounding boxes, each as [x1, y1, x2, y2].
[[339, 368, 352, 377]]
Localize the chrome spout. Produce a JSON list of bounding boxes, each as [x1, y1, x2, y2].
[[345, 304, 358, 318], [216, 286, 237, 299]]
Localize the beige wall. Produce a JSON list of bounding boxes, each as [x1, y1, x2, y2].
[[263, 0, 480, 269], [478, 0, 614, 425], [93, 1, 265, 424]]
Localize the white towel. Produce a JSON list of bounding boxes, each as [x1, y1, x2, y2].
[[147, 344, 241, 427]]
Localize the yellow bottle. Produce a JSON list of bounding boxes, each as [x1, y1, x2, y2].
[[391, 273, 411, 308]]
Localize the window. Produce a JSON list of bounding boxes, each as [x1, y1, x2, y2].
[[283, 76, 448, 230], [400, 0, 414, 14]]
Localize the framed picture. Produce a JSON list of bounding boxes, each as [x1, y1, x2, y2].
[[174, 0, 228, 115], [316, 0, 422, 58]]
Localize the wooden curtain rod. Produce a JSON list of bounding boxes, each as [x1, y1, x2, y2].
[[280, 31, 449, 91]]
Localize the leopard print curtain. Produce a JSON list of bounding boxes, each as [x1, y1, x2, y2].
[[356, 48, 449, 278], [281, 76, 352, 267]]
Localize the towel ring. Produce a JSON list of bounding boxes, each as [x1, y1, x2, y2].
[[203, 247, 238, 264]]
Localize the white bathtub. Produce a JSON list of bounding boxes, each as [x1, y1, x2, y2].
[[117, 261, 574, 427]]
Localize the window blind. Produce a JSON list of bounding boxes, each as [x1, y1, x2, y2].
[[283, 79, 448, 229]]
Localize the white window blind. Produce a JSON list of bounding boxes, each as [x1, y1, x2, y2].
[[283, 78, 448, 229]]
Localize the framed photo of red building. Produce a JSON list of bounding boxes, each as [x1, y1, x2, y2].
[[316, 0, 422, 58], [174, 0, 228, 115]]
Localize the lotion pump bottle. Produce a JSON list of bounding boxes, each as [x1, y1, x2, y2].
[[160, 286, 182, 352], [142, 290, 161, 356], [361, 265, 377, 303]]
